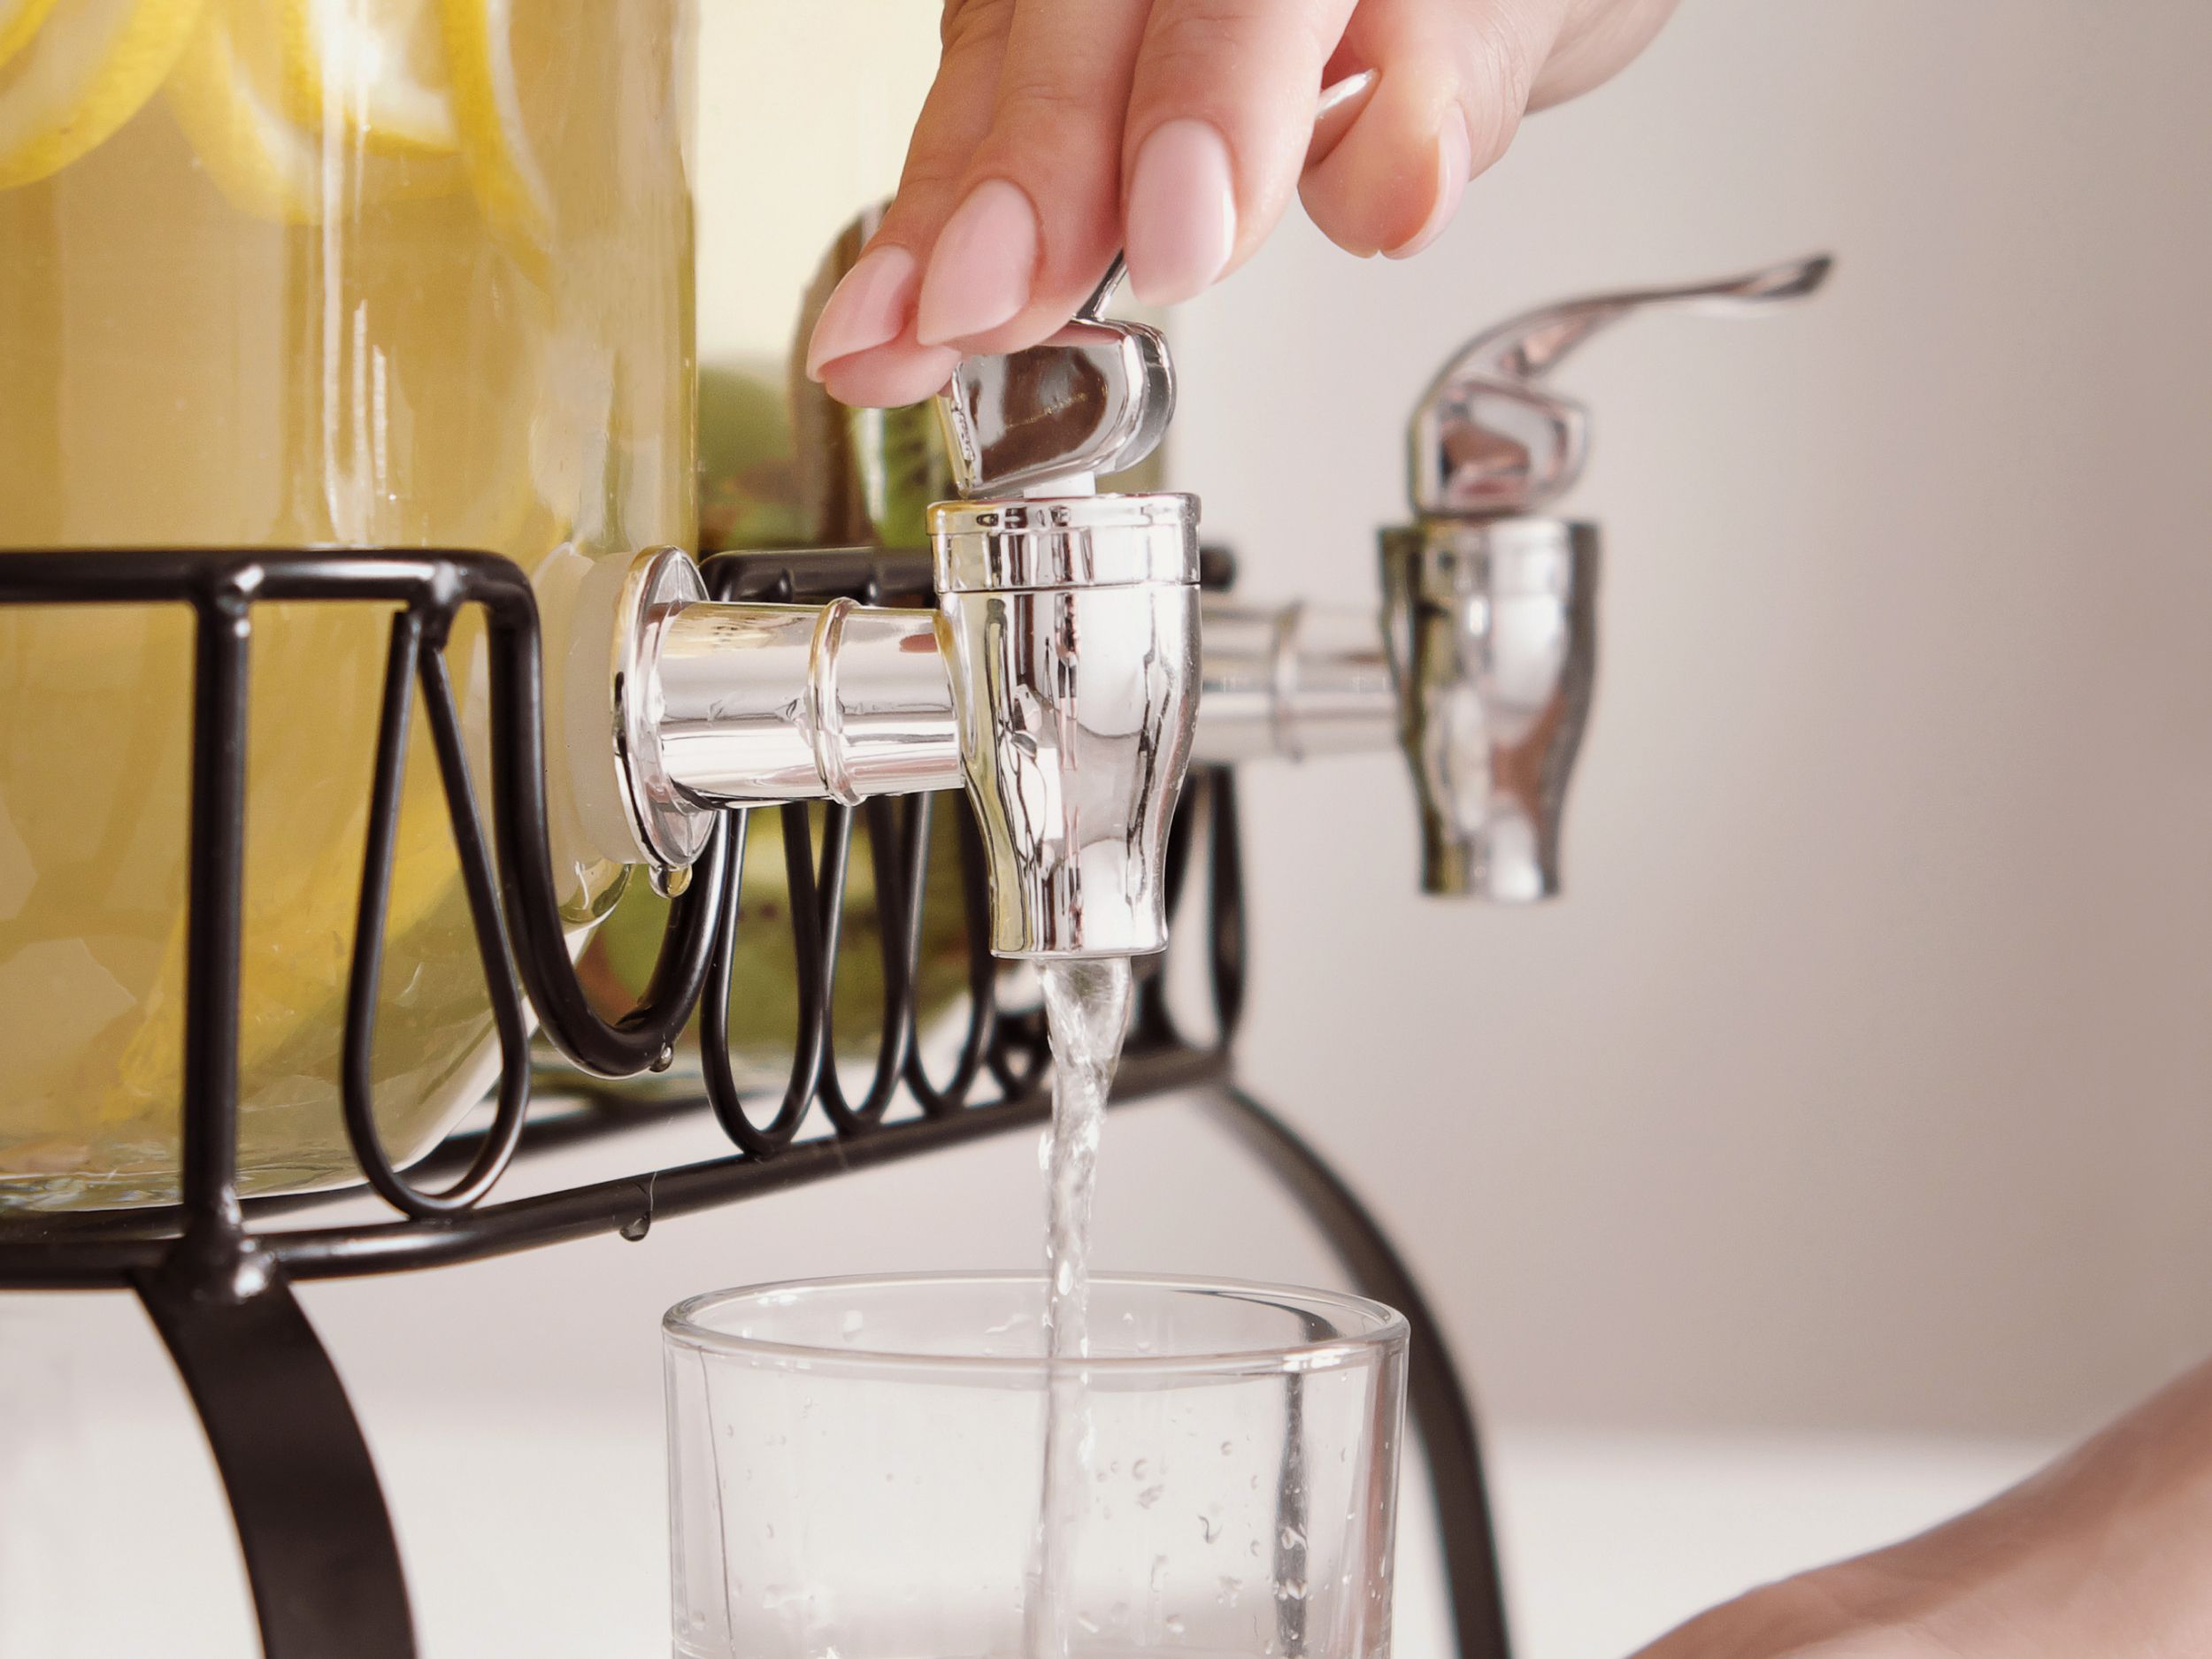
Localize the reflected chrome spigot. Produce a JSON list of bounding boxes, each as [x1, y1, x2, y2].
[[1382, 519, 1598, 901], [1387, 252, 1833, 899]]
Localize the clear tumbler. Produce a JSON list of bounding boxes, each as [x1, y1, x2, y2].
[[664, 1273, 1409, 1659]]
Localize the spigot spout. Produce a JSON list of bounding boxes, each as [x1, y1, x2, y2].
[[932, 493, 1202, 958]]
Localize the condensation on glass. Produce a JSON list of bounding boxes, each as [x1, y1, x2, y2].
[[664, 1273, 1409, 1659]]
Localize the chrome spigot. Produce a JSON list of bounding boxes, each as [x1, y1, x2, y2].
[[1386, 253, 1833, 899], [928, 261, 1199, 958], [603, 271, 1200, 961], [933, 494, 1199, 958]]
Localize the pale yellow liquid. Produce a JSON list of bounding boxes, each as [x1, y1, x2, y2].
[[0, 0, 695, 1208]]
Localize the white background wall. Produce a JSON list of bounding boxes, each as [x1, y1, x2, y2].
[[1173, 0, 2212, 1439]]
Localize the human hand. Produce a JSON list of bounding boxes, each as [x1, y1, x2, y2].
[[1628, 1358, 2212, 1657], [805, 0, 1681, 407]]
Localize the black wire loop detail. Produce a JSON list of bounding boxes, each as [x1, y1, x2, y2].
[[0, 545, 1239, 1236], [816, 796, 927, 1133], [338, 609, 535, 1217]]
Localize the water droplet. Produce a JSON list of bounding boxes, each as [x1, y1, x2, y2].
[[1076, 1614, 1102, 1637], [841, 1309, 864, 1338], [1275, 1578, 1310, 1602], [649, 864, 690, 899], [1220, 1440, 1234, 1456], [649, 1043, 676, 1074], [1198, 1515, 1220, 1543], [1217, 1575, 1242, 1607], [1137, 1484, 1165, 1509], [1279, 1525, 1306, 1550], [1149, 1555, 1168, 1593], [618, 1214, 650, 1241], [1165, 1615, 1187, 1636]]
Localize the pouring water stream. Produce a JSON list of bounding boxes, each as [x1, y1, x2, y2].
[[1028, 957, 1137, 1659]]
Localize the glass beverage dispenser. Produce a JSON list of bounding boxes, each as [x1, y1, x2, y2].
[[0, 0, 696, 1208]]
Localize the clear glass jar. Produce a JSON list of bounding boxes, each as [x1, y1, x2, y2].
[[0, 0, 696, 1208], [664, 1274, 1409, 1659]]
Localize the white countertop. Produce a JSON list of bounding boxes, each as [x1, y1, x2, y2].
[[0, 1302, 2050, 1659]]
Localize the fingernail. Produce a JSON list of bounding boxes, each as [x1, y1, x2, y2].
[[1386, 103, 1471, 261], [805, 244, 921, 380], [1308, 68, 1379, 170], [1125, 119, 1238, 308], [916, 180, 1039, 347], [819, 342, 963, 411]]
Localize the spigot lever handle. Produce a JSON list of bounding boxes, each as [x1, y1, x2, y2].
[[1440, 252, 1833, 388], [1411, 252, 1834, 517]]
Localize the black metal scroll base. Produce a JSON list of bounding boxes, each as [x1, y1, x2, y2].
[[134, 1242, 415, 1656], [0, 545, 1510, 1659]]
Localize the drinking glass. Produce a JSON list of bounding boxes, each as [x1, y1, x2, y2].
[[664, 1273, 1409, 1659]]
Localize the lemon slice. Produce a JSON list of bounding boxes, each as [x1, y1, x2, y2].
[[274, 0, 456, 156], [166, 0, 459, 223], [436, 0, 548, 265], [0, 0, 207, 188], [0, 0, 63, 73]]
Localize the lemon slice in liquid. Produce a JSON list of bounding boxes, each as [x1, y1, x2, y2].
[[273, 0, 455, 156], [436, 0, 551, 268], [166, 0, 458, 222], [0, 0, 63, 73], [0, 0, 207, 188]]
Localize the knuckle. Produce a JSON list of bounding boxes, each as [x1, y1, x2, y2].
[[1146, 6, 1237, 66], [1143, 1, 1332, 79], [994, 64, 1102, 130], [940, 0, 1013, 55], [1463, 22, 1538, 169]]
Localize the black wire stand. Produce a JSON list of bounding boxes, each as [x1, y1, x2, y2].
[[0, 545, 1512, 1659]]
